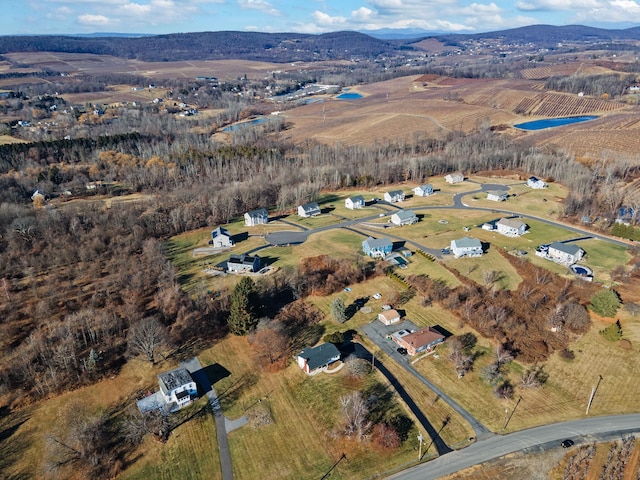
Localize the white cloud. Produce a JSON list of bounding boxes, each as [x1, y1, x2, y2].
[[516, 0, 604, 11], [238, 0, 281, 16], [312, 10, 348, 27], [78, 13, 113, 25], [459, 2, 503, 15], [571, 0, 640, 22], [352, 7, 374, 21]]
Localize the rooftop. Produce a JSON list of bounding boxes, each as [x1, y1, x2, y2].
[[158, 367, 193, 393], [298, 343, 340, 370]]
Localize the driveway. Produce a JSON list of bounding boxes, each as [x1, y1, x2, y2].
[[360, 321, 491, 440]]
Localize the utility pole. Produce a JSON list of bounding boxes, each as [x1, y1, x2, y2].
[[503, 396, 522, 431], [417, 433, 424, 461], [586, 374, 604, 415], [320, 453, 346, 479]]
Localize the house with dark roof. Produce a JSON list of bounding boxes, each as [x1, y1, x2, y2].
[[393, 327, 445, 356], [298, 202, 321, 217], [384, 190, 405, 203], [616, 206, 635, 226], [450, 237, 483, 258], [297, 343, 341, 375], [527, 176, 547, 189], [227, 253, 261, 273], [345, 195, 365, 210], [413, 184, 433, 197], [548, 242, 584, 265], [362, 236, 393, 258], [211, 226, 234, 248], [158, 367, 198, 409], [390, 209, 418, 226], [244, 208, 269, 226]]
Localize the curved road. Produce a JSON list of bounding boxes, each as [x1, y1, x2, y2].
[[388, 414, 640, 480]]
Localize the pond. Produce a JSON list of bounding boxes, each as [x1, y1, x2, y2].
[[336, 92, 363, 99], [514, 115, 598, 131], [222, 117, 266, 132]]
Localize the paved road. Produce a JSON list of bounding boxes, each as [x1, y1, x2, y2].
[[360, 321, 491, 440], [387, 414, 640, 480]]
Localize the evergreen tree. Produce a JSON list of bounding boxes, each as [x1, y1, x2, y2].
[[228, 277, 258, 335], [330, 297, 347, 323]]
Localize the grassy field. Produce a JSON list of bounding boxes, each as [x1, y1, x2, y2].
[[0, 134, 27, 144], [197, 336, 428, 480], [443, 248, 523, 290]]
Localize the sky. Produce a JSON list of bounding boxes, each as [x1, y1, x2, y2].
[[3, 0, 640, 36]]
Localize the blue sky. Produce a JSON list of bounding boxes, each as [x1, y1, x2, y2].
[[4, 0, 640, 36]]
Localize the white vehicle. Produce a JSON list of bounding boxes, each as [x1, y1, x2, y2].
[[372, 293, 382, 299]]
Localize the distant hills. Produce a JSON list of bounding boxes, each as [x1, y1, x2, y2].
[[2, 25, 640, 63]]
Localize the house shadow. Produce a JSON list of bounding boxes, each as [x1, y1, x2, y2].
[[481, 241, 491, 253], [431, 324, 453, 339], [257, 255, 278, 266], [391, 240, 406, 250], [321, 206, 335, 214], [203, 363, 231, 387], [232, 232, 249, 243]]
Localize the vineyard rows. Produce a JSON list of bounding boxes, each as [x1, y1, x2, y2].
[[513, 93, 624, 117]]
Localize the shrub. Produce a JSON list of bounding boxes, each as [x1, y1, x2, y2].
[[589, 289, 621, 318], [599, 320, 623, 342], [323, 331, 345, 344]]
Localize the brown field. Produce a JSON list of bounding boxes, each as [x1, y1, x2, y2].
[[0, 135, 27, 144], [3, 52, 341, 81], [281, 74, 637, 159]]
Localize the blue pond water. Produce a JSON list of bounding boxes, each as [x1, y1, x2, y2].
[[337, 92, 363, 99], [515, 116, 598, 131], [222, 117, 266, 132]]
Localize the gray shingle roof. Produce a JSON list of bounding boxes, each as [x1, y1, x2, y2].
[[298, 343, 340, 370]]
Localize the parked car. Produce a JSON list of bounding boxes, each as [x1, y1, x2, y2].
[[561, 439, 574, 448], [397, 347, 408, 355]]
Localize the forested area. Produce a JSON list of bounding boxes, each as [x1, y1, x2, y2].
[[1, 117, 638, 408]]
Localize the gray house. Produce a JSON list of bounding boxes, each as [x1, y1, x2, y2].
[[362, 237, 393, 258], [451, 237, 483, 258], [548, 242, 584, 265], [244, 208, 269, 226], [390, 209, 418, 226], [445, 172, 464, 184], [211, 226, 234, 248], [227, 253, 261, 273]]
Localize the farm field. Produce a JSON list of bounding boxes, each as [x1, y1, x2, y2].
[[0, 134, 27, 144], [280, 74, 638, 160]]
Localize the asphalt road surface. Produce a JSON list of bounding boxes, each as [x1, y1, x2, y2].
[[387, 413, 640, 480]]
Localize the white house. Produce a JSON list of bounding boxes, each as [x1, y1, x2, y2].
[[450, 237, 483, 258], [345, 195, 365, 210], [496, 218, 527, 237], [378, 309, 401, 325], [298, 202, 321, 217], [297, 343, 341, 375], [244, 208, 269, 226], [487, 190, 508, 202], [158, 367, 198, 409], [211, 226, 234, 248], [390, 209, 418, 226], [384, 190, 405, 203], [548, 242, 584, 265], [445, 172, 464, 184], [413, 184, 433, 197], [227, 254, 261, 273], [527, 176, 547, 189]]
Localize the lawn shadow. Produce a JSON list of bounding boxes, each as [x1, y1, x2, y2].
[[204, 363, 232, 385]]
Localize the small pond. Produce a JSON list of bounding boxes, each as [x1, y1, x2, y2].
[[515, 115, 598, 131], [337, 92, 363, 100], [222, 117, 266, 132]]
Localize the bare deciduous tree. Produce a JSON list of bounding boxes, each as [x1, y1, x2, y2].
[[127, 317, 168, 364], [338, 391, 371, 441]]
